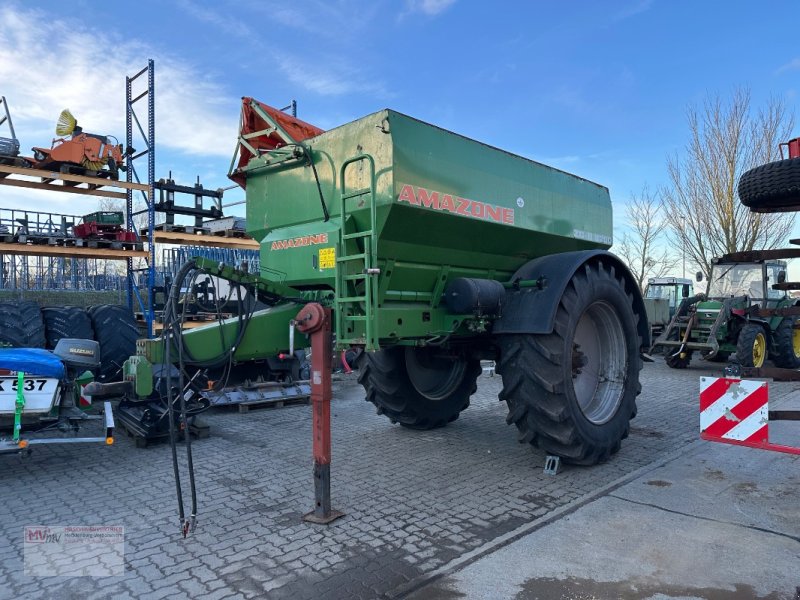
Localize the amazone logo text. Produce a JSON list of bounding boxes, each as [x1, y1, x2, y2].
[[270, 233, 329, 251], [397, 184, 514, 225]]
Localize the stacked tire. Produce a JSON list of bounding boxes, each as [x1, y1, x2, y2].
[[41, 304, 139, 381], [87, 305, 139, 381], [738, 158, 800, 212], [0, 301, 46, 348], [41, 306, 94, 348]]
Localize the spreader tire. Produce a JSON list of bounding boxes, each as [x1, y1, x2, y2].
[[738, 157, 800, 212], [0, 304, 28, 348], [42, 306, 94, 349], [88, 305, 140, 381], [736, 323, 768, 368], [357, 346, 481, 430], [770, 317, 800, 369], [497, 260, 642, 465]]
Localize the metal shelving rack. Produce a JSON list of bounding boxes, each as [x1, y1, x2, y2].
[[125, 60, 156, 336]]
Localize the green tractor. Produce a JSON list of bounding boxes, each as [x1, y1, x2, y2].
[[643, 277, 694, 340], [652, 258, 799, 369]]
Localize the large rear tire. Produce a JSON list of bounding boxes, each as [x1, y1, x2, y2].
[[357, 346, 481, 430], [42, 306, 94, 349], [88, 305, 140, 381], [738, 157, 800, 212], [496, 260, 641, 465], [770, 317, 800, 369]]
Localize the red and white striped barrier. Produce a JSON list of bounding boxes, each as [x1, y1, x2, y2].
[[700, 377, 800, 455]]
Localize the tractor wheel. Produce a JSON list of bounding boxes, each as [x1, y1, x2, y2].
[[0, 304, 28, 348], [88, 305, 140, 381], [665, 349, 693, 368], [19, 301, 45, 348], [738, 157, 800, 212], [496, 260, 642, 466], [770, 317, 800, 369], [736, 323, 768, 368], [42, 306, 94, 349], [357, 346, 481, 429]]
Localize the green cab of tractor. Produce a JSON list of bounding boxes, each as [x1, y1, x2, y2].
[[652, 259, 799, 369]]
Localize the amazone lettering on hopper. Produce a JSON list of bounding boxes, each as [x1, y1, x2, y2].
[[271, 233, 329, 251], [397, 184, 514, 225]]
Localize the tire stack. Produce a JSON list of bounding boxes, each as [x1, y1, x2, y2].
[[738, 158, 800, 212], [87, 305, 140, 381], [0, 301, 46, 348], [41, 306, 94, 348], [40, 304, 140, 381]]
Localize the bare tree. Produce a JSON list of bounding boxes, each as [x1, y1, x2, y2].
[[616, 187, 677, 291], [662, 89, 795, 279]]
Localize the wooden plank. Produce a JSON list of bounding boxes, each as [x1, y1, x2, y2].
[[0, 177, 127, 200], [0, 242, 147, 260], [149, 230, 259, 249], [0, 164, 149, 191]]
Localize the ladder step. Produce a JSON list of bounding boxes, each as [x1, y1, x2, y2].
[[342, 231, 374, 240], [337, 253, 367, 262], [342, 188, 372, 200], [342, 315, 367, 321], [343, 273, 368, 281], [336, 296, 367, 303]]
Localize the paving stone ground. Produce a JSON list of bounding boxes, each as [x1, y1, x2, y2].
[[1, 358, 796, 599]]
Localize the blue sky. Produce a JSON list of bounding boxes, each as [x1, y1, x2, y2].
[[1, 0, 799, 244]]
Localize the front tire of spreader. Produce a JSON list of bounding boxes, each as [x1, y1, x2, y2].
[[357, 346, 481, 430], [496, 260, 642, 465]]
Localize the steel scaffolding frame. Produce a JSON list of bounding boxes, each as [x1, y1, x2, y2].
[[126, 60, 156, 336], [0, 254, 126, 291]]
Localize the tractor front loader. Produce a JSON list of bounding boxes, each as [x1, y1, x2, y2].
[[652, 258, 800, 369]]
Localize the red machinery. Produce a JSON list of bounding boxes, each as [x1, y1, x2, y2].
[[73, 211, 137, 243], [779, 137, 800, 159]]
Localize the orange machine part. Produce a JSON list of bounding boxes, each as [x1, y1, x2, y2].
[[33, 134, 122, 167], [229, 97, 325, 189]]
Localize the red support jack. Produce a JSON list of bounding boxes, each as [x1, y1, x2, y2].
[[294, 303, 345, 524]]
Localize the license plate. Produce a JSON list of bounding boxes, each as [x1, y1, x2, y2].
[[0, 377, 60, 415]]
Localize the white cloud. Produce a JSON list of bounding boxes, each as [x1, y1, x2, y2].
[[274, 54, 389, 98], [0, 5, 239, 159], [777, 58, 800, 74], [176, 0, 253, 38], [404, 0, 456, 16]]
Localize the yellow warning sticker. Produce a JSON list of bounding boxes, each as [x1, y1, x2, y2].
[[319, 247, 336, 270]]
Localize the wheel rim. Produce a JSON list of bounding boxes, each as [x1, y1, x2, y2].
[[792, 326, 800, 358], [572, 301, 627, 425], [753, 332, 766, 367], [405, 347, 467, 401]]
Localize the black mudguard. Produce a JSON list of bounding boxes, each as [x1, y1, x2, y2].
[[492, 250, 650, 348]]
